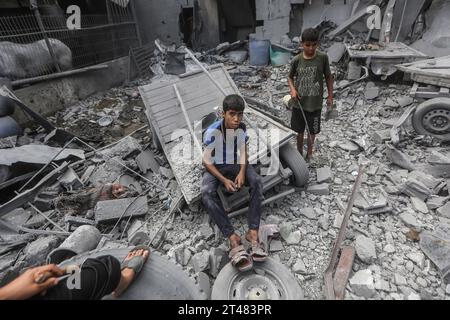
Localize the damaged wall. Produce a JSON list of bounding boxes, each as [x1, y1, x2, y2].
[[411, 0, 450, 57], [13, 57, 136, 125], [302, 0, 358, 29], [134, 0, 219, 49]]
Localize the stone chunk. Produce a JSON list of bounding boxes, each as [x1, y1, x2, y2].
[[355, 235, 377, 264], [299, 207, 316, 220], [95, 196, 148, 224], [350, 269, 376, 298], [285, 231, 301, 245], [411, 197, 429, 214], [307, 184, 330, 195], [427, 196, 448, 210], [192, 250, 210, 273], [365, 84, 380, 100], [399, 212, 421, 230], [292, 258, 307, 274], [136, 149, 160, 174], [22, 236, 61, 267], [437, 202, 450, 219], [317, 166, 332, 183]]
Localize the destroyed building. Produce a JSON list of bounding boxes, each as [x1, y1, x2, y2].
[[1, 0, 450, 301]]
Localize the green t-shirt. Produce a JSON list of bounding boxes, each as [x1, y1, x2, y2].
[[288, 51, 331, 112]]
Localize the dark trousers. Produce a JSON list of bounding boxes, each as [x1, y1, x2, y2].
[[33, 255, 121, 300], [201, 164, 263, 238]]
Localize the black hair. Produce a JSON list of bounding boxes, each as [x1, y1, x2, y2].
[[301, 28, 319, 43], [223, 94, 245, 112]]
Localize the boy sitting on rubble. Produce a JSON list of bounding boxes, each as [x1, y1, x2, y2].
[[288, 28, 334, 161], [201, 94, 267, 272]]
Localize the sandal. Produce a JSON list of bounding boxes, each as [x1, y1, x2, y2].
[[121, 245, 151, 275], [244, 237, 268, 262], [229, 245, 253, 272]]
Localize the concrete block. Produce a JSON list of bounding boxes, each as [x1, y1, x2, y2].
[[427, 196, 448, 210], [24, 210, 54, 228], [136, 149, 160, 174], [350, 269, 376, 298], [209, 247, 228, 278], [355, 235, 377, 264], [307, 183, 330, 195], [192, 250, 210, 273], [299, 207, 316, 219], [269, 239, 284, 252], [437, 202, 450, 219], [293, 258, 307, 274], [285, 230, 301, 245], [100, 136, 141, 159], [22, 236, 61, 267], [365, 85, 380, 100], [317, 166, 332, 183], [372, 129, 391, 144], [58, 167, 83, 191], [94, 196, 148, 224], [399, 212, 421, 229], [411, 197, 429, 214]]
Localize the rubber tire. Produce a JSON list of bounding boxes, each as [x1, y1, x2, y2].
[[0, 116, 22, 138], [279, 143, 309, 187], [412, 98, 450, 141], [0, 96, 15, 117], [211, 258, 304, 300], [58, 247, 206, 300]]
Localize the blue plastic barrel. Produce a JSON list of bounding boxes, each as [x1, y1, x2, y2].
[[249, 38, 270, 66]]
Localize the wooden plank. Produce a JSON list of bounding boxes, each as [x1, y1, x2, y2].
[[411, 74, 450, 89]]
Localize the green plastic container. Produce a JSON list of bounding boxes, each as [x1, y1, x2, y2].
[[270, 44, 292, 66]]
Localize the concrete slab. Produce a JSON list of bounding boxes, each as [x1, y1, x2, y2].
[[94, 196, 148, 224]]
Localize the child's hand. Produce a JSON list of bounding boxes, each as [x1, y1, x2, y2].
[[0, 264, 64, 300], [223, 179, 237, 193], [290, 89, 299, 100], [234, 172, 245, 189], [327, 95, 334, 108]]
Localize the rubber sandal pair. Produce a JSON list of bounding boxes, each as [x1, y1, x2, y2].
[[243, 237, 268, 262], [120, 245, 151, 275], [229, 245, 253, 272]]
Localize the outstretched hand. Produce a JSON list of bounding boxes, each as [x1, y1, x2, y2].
[[0, 264, 64, 300]]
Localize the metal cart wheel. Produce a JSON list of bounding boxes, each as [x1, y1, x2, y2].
[[211, 258, 304, 300], [412, 98, 450, 141]]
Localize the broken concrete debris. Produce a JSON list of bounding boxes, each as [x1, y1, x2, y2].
[[94, 196, 148, 224], [2, 1, 450, 301]]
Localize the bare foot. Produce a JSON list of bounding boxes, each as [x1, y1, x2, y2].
[[112, 248, 150, 298], [229, 233, 241, 249], [246, 229, 259, 244]]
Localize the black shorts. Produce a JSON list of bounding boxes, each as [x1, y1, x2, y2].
[[291, 108, 322, 135]]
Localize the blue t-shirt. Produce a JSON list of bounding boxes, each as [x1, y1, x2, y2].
[[203, 119, 249, 165]]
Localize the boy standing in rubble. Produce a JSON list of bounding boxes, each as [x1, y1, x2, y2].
[[288, 28, 334, 161]]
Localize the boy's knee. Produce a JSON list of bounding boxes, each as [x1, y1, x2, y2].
[[248, 174, 263, 190]]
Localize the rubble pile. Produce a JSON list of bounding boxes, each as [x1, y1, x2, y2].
[[2, 33, 450, 300]]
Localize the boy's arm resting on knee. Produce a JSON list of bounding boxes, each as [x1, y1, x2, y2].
[[235, 145, 248, 189]]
